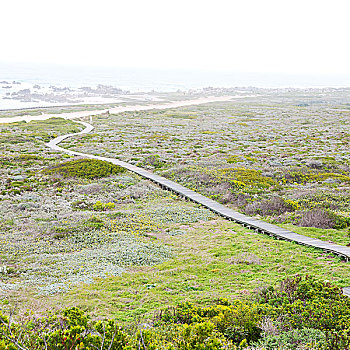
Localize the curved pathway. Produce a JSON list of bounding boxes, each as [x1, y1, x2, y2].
[[46, 119, 350, 262]]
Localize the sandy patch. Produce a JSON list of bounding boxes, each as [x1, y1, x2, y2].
[[0, 95, 249, 124]]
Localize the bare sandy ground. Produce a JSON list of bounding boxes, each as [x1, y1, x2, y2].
[[0, 95, 245, 124]]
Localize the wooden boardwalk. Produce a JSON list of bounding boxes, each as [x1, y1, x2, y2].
[[46, 120, 350, 262]]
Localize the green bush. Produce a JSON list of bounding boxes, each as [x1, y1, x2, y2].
[[209, 301, 262, 343], [92, 201, 116, 211], [281, 170, 350, 185], [254, 328, 326, 349], [43, 159, 125, 179], [0, 307, 130, 350], [157, 300, 262, 345], [140, 154, 166, 169], [298, 209, 350, 229], [246, 197, 299, 216], [140, 322, 232, 350], [53, 216, 106, 239], [1, 277, 350, 349], [256, 276, 350, 332]]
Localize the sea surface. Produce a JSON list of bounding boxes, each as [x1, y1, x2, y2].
[[1, 62, 350, 110]]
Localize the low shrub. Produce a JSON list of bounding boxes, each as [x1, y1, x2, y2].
[[282, 170, 350, 185], [226, 155, 243, 163], [298, 209, 350, 229], [253, 328, 326, 349], [77, 183, 103, 194], [43, 158, 125, 179], [157, 300, 262, 345], [256, 276, 350, 335], [0, 307, 130, 350], [71, 199, 91, 210], [1, 277, 350, 349], [52, 216, 106, 238], [71, 200, 116, 212], [92, 200, 116, 211], [140, 154, 167, 169], [245, 197, 299, 216]]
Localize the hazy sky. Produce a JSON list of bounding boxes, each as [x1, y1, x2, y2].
[[2, 0, 350, 74]]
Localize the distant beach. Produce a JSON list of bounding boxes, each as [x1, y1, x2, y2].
[[0, 95, 242, 124], [1, 62, 350, 110]]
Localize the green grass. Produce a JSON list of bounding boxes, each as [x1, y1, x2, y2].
[[2, 95, 350, 328], [58, 98, 350, 246], [278, 223, 350, 246], [51, 218, 350, 323], [0, 117, 81, 144]]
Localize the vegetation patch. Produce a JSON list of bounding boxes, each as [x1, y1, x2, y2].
[[297, 209, 350, 229], [245, 197, 299, 216], [2, 92, 350, 349], [146, 205, 215, 224], [281, 170, 350, 184], [1, 277, 350, 349], [43, 158, 126, 179], [139, 154, 167, 169]]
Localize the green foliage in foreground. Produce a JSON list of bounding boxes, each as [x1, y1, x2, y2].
[[43, 159, 126, 179], [1, 277, 350, 349]]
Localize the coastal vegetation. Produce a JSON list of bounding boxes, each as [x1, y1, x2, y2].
[[0, 90, 350, 349], [60, 92, 350, 245], [43, 158, 126, 179], [1, 277, 350, 349]]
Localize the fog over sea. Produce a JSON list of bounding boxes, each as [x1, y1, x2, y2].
[[1, 62, 350, 110]]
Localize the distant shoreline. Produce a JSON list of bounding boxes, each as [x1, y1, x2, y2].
[[0, 95, 248, 124], [0, 103, 110, 113]]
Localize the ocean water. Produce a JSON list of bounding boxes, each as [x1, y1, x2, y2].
[[1, 62, 350, 109], [1, 62, 350, 90]]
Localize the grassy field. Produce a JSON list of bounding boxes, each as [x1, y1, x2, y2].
[[61, 91, 350, 243], [1, 91, 350, 324], [57, 218, 349, 323]]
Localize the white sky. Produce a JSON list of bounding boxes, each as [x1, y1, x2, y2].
[[2, 0, 350, 74]]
